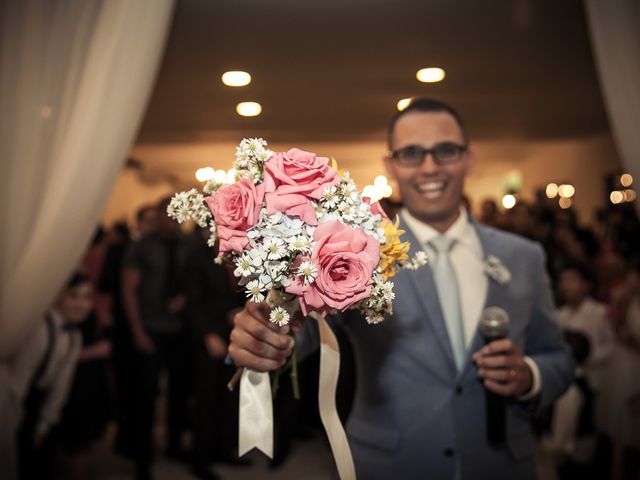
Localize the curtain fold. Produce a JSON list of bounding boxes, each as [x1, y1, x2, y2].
[[584, 0, 640, 214], [0, 0, 175, 358]]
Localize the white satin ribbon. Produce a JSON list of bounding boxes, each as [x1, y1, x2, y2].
[[237, 302, 356, 479], [238, 368, 273, 458], [311, 312, 357, 480]]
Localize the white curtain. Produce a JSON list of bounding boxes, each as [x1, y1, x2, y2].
[[584, 0, 640, 215], [0, 0, 175, 358]]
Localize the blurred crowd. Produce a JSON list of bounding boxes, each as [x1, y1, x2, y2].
[[5, 190, 640, 480], [474, 194, 640, 480]]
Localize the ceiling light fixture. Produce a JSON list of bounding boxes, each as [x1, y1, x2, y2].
[[416, 67, 446, 83], [396, 98, 412, 111], [222, 71, 251, 87], [236, 101, 262, 117]]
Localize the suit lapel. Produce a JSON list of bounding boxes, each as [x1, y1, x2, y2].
[[399, 216, 458, 375]]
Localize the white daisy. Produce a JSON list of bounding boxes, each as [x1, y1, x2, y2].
[[297, 261, 318, 284], [245, 280, 265, 303], [322, 185, 339, 209], [234, 255, 255, 277], [264, 238, 287, 260], [287, 235, 313, 254], [269, 306, 290, 327]]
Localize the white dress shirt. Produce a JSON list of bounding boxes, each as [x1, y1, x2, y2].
[[401, 208, 542, 398], [9, 310, 81, 436]]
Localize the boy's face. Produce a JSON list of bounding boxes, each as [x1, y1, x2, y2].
[[58, 282, 94, 323]]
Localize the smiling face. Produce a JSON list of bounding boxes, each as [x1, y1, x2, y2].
[[384, 111, 473, 232]]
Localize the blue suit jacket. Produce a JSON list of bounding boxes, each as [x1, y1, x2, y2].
[[300, 219, 574, 480]]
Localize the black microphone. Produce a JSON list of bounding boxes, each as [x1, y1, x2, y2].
[[478, 307, 510, 446]]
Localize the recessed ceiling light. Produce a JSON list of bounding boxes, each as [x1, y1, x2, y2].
[[396, 98, 412, 111], [236, 101, 262, 117], [416, 67, 446, 83], [222, 71, 251, 87]]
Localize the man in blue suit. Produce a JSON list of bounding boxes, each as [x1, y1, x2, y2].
[[228, 98, 574, 479]]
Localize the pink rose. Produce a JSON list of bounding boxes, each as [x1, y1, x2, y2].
[[363, 197, 390, 221], [205, 179, 264, 254], [264, 148, 339, 225], [286, 220, 380, 316]]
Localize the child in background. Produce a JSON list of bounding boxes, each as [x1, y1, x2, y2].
[[556, 263, 614, 428], [12, 273, 93, 479]]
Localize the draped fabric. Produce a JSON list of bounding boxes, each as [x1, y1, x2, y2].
[[584, 0, 640, 214], [0, 0, 175, 358]]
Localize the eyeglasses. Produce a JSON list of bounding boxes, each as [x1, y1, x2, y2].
[[389, 142, 468, 167]]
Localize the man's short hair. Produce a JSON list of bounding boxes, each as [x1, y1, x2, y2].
[[387, 97, 469, 150]]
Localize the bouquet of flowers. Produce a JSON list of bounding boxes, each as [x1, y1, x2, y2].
[[167, 138, 426, 479], [168, 138, 426, 324]]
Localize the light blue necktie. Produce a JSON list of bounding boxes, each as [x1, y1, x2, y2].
[[429, 235, 465, 371]]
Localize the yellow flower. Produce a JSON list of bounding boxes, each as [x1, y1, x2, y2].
[[379, 217, 410, 279]]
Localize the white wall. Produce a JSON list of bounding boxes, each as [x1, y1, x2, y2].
[[104, 133, 623, 226]]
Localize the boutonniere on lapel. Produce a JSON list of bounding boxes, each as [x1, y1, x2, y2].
[[483, 255, 511, 285]]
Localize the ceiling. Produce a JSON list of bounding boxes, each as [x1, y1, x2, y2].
[[135, 0, 611, 146]]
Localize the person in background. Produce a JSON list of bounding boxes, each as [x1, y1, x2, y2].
[[186, 229, 245, 480], [56, 309, 112, 480], [132, 204, 159, 241], [11, 273, 92, 479], [103, 218, 141, 459], [122, 198, 192, 480], [557, 263, 614, 428], [506, 201, 538, 242], [545, 330, 598, 480], [602, 257, 640, 480], [478, 198, 499, 228], [80, 227, 112, 328], [548, 263, 615, 478]]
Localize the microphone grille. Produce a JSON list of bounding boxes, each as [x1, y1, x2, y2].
[[479, 307, 510, 338]]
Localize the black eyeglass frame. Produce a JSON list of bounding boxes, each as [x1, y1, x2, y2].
[[389, 142, 468, 167]]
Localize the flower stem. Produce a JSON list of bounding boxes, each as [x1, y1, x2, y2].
[[290, 343, 300, 400]]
